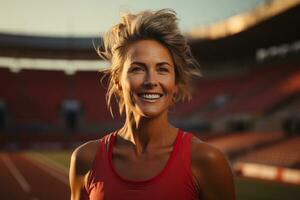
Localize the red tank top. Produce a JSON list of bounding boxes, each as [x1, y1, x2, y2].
[[86, 129, 198, 200]]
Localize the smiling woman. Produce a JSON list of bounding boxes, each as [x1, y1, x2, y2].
[[69, 9, 235, 200]]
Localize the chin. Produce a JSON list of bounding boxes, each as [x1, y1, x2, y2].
[[127, 97, 172, 119], [135, 107, 168, 119]]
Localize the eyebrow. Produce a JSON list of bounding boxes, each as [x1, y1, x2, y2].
[[131, 61, 172, 67]]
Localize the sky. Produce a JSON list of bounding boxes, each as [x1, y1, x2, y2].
[[0, 0, 266, 37]]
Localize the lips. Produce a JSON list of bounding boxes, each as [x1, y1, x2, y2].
[[138, 93, 163, 101]]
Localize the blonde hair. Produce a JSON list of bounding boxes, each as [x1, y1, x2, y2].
[[97, 9, 201, 116]]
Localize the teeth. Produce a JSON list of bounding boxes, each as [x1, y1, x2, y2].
[[141, 94, 161, 99]]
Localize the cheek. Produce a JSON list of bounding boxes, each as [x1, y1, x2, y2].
[[126, 75, 144, 92], [161, 77, 177, 95], [121, 75, 143, 103]]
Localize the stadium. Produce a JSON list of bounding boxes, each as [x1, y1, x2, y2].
[[0, 0, 300, 199]]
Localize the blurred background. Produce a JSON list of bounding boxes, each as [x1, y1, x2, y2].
[[0, 0, 300, 199]]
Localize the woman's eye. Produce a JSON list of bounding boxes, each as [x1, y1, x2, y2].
[[158, 67, 169, 73], [130, 66, 144, 73]]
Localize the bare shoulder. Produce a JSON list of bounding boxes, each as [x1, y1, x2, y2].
[[190, 135, 228, 168], [190, 135, 236, 200], [70, 139, 99, 174], [69, 139, 99, 200]]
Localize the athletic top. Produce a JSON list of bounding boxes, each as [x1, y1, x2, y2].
[[86, 129, 198, 200]]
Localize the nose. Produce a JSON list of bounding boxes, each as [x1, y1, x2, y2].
[[143, 69, 158, 87]]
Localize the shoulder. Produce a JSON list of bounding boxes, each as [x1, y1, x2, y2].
[[190, 135, 227, 169], [190, 135, 235, 200], [70, 139, 100, 174], [69, 139, 100, 200], [70, 132, 113, 171]]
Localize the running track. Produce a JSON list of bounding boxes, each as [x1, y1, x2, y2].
[[0, 151, 70, 200]]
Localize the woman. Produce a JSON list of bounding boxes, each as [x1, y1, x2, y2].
[[69, 9, 235, 200]]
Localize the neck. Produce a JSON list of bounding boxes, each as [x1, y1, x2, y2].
[[119, 111, 177, 155]]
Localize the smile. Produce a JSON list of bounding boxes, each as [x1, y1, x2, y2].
[[138, 93, 163, 100]]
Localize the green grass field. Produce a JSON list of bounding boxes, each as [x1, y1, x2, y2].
[[33, 150, 300, 200], [235, 177, 300, 200], [32, 150, 72, 168]]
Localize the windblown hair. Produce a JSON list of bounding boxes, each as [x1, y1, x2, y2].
[[97, 9, 201, 116]]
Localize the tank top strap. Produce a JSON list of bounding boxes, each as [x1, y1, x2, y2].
[[97, 132, 114, 162], [178, 131, 193, 177], [86, 132, 116, 193]]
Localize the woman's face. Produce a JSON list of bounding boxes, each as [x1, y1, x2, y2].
[[119, 39, 178, 119]]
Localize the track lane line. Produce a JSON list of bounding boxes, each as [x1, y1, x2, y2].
[[12, 153, 68, 200], [24, 154, 69, 185], [1, 154, 32, 193], [27, 152, 69, 174]]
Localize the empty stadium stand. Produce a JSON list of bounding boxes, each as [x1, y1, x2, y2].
[[207, 131, 285, 157], [235, 136, 300, 168]]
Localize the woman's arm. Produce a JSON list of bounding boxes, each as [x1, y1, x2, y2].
[[69, 141, 98, 200], [191, 137, 236, 200], [69, 148, 87, 200]]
